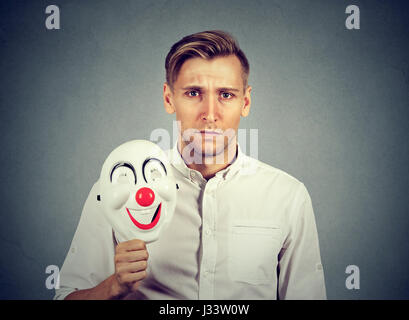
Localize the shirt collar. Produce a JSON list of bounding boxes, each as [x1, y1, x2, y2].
[[169, 140, 245, 182]]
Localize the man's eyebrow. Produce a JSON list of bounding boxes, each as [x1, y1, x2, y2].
[[180, 85, 241, 92], [218, 87, 241, 92], [181, 85, 203, 91]]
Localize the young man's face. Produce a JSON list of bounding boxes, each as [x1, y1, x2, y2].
[[163, 55, 252, 161]]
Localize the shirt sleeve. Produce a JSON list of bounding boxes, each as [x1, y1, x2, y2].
[[277, 183, 327, 300], [53, 181, 116, 300]]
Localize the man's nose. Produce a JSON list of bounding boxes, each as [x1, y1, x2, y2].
[[201, 95, 218, 122], [135, 187, 155, 207]]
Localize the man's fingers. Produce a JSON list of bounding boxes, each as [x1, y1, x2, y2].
[[119, 270, 147, 285], [112, 239, 149, 296], [115, 239, 146, 254], [116, 260, 148, 274], [115, 250, 149, 264]]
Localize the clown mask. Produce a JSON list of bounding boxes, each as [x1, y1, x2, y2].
[[97, 140, 177, 243]]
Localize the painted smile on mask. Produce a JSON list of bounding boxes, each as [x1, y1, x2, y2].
[[126, 203, 162, 230]]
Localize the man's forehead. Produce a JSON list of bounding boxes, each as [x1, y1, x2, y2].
[[175, 56, 243, 88]]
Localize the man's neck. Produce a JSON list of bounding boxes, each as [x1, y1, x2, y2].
[[178, 141, 238, 180]]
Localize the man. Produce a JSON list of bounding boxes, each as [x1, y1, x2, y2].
[[55, 30, 326, 300]]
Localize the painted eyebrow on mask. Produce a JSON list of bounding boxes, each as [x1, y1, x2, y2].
[[142, 158, 167, 183], [110, 162, 137, 184]]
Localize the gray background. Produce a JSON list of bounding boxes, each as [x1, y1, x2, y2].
[[0, 0, 408, 299]]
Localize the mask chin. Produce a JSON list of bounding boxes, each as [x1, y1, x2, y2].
[[114, 227, 160, 244]]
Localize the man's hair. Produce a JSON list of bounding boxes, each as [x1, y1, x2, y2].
[[165, 30, 250, 90]]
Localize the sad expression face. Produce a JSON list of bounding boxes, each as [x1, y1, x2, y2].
[[98, 140, 177, 243]]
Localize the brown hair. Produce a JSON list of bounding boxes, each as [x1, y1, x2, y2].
[[165, 30, 250, 90]]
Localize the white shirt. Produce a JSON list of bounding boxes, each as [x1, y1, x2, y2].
[[54, 143, 327, 300]]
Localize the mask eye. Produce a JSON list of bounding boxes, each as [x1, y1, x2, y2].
[[143, 158, 167, 183], [110, 163, 136, 185]]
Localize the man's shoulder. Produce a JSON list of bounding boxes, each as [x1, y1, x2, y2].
[[243, 155, 305, 191]]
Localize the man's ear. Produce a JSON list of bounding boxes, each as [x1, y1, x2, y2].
[[241, 85, 252, 117], [163, 83, 175, 114]]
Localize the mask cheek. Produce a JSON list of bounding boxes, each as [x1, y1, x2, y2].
[[154, 177, 175, 202], [105, 185, 130, 210]]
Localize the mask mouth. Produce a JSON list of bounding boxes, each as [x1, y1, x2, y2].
[[126, 203, 161, 230]]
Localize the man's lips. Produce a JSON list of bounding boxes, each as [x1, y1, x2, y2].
[[126, 203, 161, 230], [199, 130, 223, 140], [199, 130, 222, 135]]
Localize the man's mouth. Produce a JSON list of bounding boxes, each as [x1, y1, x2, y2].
[[199, 130, 223, 141], [126, 203, 161, 230], [200, 129, 223, 135]]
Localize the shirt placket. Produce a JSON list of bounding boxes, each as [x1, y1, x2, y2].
[[198, 177, 218, 299]]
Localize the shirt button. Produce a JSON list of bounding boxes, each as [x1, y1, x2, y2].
[[206, 229, 212, 236], [190, 171, 195, 180]]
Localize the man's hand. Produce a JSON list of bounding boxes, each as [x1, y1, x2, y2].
[[64, 239, 149, 300], [110, 239, 149, 298]]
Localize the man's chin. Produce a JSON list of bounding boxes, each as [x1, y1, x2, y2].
[[193, 142, 238, 165], [198, 141, 226, 157]]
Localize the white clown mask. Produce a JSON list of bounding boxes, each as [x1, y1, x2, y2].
[[98, 140, 178, 243]]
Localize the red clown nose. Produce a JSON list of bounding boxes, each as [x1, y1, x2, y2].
[[135, 187, 155, 207]]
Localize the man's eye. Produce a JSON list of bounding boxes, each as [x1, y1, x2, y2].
[[221, 92, 233, 99], [187, 90, 199, 97]]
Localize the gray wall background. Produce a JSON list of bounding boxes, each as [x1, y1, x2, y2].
[[0, 0, 408, 299]]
